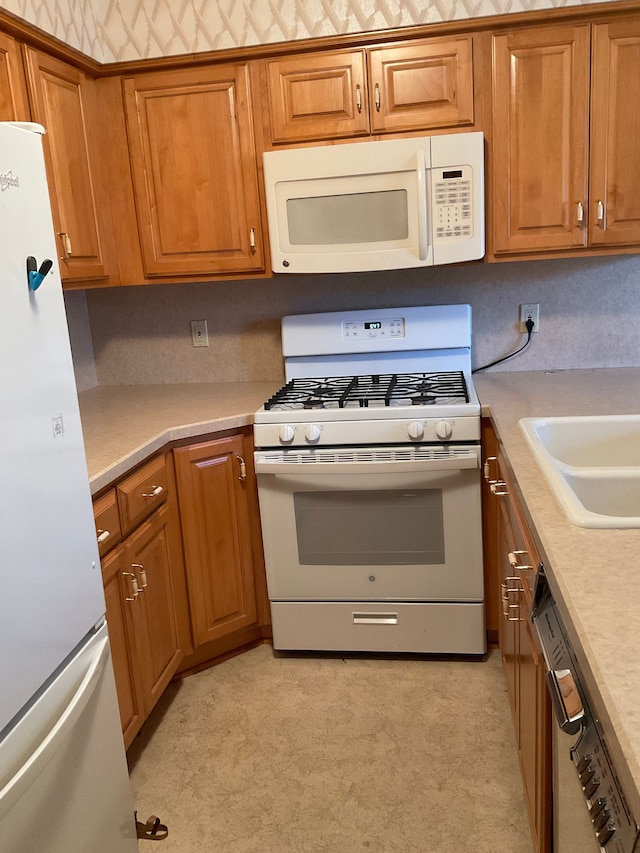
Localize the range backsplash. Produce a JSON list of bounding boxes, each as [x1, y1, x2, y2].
[[64, 253, 640, 392]]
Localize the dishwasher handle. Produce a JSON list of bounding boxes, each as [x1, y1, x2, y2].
[[546, 667, 585, 735]]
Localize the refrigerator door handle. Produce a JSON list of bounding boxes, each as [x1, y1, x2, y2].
[[0, 634, 109, 821]]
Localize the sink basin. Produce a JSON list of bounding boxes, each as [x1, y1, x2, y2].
[[519, 416, 640, 528]]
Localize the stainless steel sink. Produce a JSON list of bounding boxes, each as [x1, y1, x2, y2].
[[519, 416, 640, 528]]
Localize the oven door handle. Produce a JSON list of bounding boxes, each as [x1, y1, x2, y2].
[[254, 454, 480, 475], [546, 667, 585, 735]]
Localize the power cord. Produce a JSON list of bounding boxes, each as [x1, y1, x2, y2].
[[472, 317, 535, 374]]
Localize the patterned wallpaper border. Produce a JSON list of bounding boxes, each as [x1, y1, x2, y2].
[[0, 0, 624, 63]]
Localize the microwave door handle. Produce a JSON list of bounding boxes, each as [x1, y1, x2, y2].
[[416, 151, 428, 261]]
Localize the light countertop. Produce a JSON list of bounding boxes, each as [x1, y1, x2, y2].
[[79, 369, 640, 815], [78, 382, 280, 494]]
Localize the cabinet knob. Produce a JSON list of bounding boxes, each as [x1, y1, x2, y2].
[[576, 201, 584, 227], [356, 84, 362, 113], [374, 83, 381, 111], [249, 227, 256, 253], [597, 200, 605, 228]]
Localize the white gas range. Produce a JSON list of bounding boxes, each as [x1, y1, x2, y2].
[[254, 304, 485, 655]]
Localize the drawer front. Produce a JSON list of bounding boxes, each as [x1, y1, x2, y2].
[[117, 454, 169, 534], [93, 489, 122, 556]]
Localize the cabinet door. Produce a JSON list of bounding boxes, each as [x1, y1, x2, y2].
[[492, 25, 590, 254], [266, 50, 369, 142], [0, 32, 29, 120], [123, 64, 264, 277], [497, 494, 518, 723], [174, 435, 258, 647], [367, 37, 474, 133], [494, 452, 552, 853], [23, 49, 108, 282], [124, 503, 185, 714], [102, 547, 145, 749], [590, 18, 640, 247]]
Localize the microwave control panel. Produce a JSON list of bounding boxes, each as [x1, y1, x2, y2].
[[432, 166, 473, 242]]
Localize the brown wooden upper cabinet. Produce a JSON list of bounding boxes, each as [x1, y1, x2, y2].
[[265, 36, 475, 144], [23, 49, 110, 284], [122, 64, 264, 278], [0, 32, 29, 121], [491, 16, 640, 256]]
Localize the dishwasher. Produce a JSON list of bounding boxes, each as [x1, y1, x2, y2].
[[532, 567, 639, 853]]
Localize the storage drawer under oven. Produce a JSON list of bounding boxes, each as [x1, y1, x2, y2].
[[270, 601, 486, 654]]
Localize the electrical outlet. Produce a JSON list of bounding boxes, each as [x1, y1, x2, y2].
[[190, 319, 209, 347], [519, 303, 539, 333]]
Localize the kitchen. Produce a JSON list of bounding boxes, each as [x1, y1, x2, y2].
[[2, 0, 640, 851]]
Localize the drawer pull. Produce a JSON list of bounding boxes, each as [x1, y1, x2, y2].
[[142, 485, 164, 498], [96, 529, 110, 544], [483, 455, 497, 482], [597, 199, 605, 228], [374, 83, 381, 111], [355, 84, 362, 113], [508, 551, 533, 570], [576, 200, 584, 227], [57, 231, 72, 257], [490, 481, 508, 496], [123, 571, 139, 601], [353, 612, 398, 625], [132, 563, 147, 590], [249, 227, 256, 252]]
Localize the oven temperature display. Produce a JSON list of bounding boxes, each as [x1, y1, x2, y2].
[[342, 318, 405, 340]]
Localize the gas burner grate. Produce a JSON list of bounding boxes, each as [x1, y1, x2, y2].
[[263, 372, 470, 411]]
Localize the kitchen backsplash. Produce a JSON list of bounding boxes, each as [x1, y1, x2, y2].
[[65, 254, 640, 392], [2, 0, 622, 62]]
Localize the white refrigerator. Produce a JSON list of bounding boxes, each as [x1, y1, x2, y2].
[[0, 122, 138, 851]]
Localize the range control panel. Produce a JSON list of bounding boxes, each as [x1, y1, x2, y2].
[[342, 318, 405, 341]]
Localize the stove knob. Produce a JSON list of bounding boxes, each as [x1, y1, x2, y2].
[[435, 420, 453, 440], [279, 424, 295, 444], [408, 421, 425, 441], [305, 424, 321, 443]]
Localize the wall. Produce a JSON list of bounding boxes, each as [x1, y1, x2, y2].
[[64, 290, 97, 391], [84, 254, 640, 385], [1, 0, 622, 62]]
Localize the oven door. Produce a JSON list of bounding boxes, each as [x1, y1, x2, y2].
[[254, 445, 483, 602]]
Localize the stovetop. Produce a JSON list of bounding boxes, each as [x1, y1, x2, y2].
[[254, 370, 480, 446], [263, 372, 470, 412]]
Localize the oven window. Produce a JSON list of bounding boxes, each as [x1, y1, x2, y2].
[[293, 489, 444, 565]]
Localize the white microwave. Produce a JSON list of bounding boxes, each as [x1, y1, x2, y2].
[[263, 132, 484, 274]]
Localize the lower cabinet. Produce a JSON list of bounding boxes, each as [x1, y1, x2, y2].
[[95, 453, 191, 749], [484, 430, 551, 853], [95, 432, 270, 747], [173, 431, 270, 666]]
